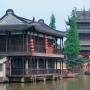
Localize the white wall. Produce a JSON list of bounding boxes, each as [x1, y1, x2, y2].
[[0, 57, 7, 79]]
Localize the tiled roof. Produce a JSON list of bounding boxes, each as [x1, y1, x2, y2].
[[0, 9, 32, 25], [0, 9, 66, 37], [76, 11, 90, 22]]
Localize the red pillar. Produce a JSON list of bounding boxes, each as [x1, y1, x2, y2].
[[45, 35, 48, 53], [29, 36, 35, 56]]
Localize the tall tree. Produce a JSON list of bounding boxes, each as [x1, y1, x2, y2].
[[49, 14, 56, 29], [64, 9, 80, 67]]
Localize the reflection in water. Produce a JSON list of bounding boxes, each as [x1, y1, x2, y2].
[[0, 76, 90, 90], [0, 84, 6, 90]]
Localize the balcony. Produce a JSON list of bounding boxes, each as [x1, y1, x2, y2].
[[10, 68, 62, 76], [35, 47, 63, 54], [80, 40, 90, 45], [80, 46, 90, 50]]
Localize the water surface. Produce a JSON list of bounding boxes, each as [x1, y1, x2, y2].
[[0, 76, 90, 90]]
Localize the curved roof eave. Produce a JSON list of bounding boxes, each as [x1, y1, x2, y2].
[[29, 22, 66, 37]]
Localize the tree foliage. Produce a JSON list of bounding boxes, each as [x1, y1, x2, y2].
[[49, 14, 56, 29], [64, 9, 80, 67]]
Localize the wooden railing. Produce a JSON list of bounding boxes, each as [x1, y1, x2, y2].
[[10, 68, 62, 76], [35, 46, 45, 53], [53, 48, 63, 54], [80, 46, 90, 50], [80, 40, 90, 45], [35, 47, 63, 54], [11, 68, 25, 75]]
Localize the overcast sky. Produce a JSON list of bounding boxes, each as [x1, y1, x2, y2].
[[0, 0, 90, 31]]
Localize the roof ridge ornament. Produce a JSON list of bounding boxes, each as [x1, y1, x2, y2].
[[32, 17, 35, 23], [38, 19, 44, 24], [6, 9, 14, 15]]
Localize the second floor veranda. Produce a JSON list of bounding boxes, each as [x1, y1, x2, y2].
[[0, 32, 64, 56]]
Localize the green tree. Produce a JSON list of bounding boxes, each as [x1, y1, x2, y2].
[[49, 14, 56, 29], [64, 9, 80, 67]]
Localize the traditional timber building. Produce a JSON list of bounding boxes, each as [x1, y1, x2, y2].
[[67, 9, 90, 59], [0, 9, 65, 81]]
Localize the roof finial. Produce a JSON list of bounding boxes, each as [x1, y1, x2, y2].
[[6, 9, 14, 14], [32, 17, 35, 23]]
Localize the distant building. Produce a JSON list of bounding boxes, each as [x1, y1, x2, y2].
[[67, 9, 90, 59], [0, 9, 65, 82]]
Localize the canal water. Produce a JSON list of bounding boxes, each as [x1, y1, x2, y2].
[[0, 75, 90, 90]]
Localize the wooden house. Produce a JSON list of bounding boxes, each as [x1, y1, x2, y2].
[[0, 9, 65, 82]]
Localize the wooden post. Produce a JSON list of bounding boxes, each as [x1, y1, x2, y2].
[[6, 36, 8, 52], [37, 58, 39, 74], [23, 57, 25, 76], [27, 34, 28, 52], [25, 58, 28, 75], [55, 38, 57, 48], [45, 35, 48, 53], [56, 59, 57, 73], [9, 57, 11, 76], [44, 58, 46, 74], [23, 34, 24, 52], [62, 38, 63, 48], [30, 35, 35, 55], [60, 60, 61, 75], [60, 38, 61, 49], [61, 60, 63, 76], [46, 59, 48, 74]]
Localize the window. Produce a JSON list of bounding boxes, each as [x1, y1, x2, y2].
[[8, 35, 23, 52], [34, 36, 45, 52]]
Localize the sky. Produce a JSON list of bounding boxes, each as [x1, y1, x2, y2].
[[0, 0, 90, 31]]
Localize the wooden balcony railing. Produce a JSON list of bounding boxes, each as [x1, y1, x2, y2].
[[53, 48, 63, 54], [80, 46, 90, 50], [35, 47, 63, 54], [10, 68, 62, 76], [80, 40, 90, 45], [35, 47, 46, 53]]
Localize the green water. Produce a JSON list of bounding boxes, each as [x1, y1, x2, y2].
[[0, 76, 90, 90]]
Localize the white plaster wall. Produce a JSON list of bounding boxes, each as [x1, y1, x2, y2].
[[0, 57, 7, 79], [0, 64, 6, 78]]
